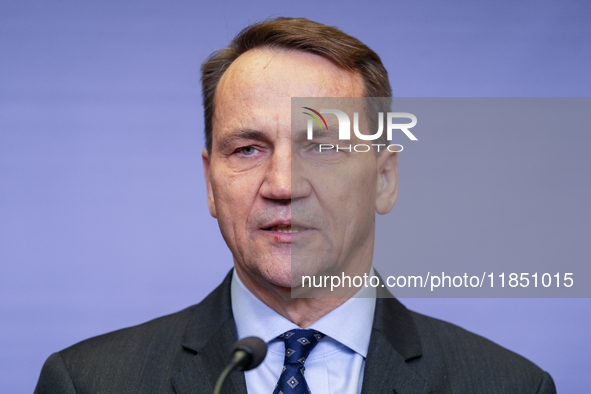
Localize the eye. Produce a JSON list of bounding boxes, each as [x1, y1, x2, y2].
[[313, 144, 333, 153], [239, 146, 257, 155]]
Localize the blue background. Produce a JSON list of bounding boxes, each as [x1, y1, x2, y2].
[[1, 1, 590, 392]]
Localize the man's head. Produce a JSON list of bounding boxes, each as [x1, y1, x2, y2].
[[201, 18, 398, 297], [201, 17, 392, 155]]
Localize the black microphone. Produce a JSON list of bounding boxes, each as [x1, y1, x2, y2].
[[213, 337, 267, 394]]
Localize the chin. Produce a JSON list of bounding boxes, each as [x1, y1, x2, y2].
[[258, 260, 293, 288]]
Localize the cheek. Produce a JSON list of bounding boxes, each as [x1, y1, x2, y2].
[[350, 157, 378, 194], [321, 162, 377, 204], [211, 171, 259, 221]]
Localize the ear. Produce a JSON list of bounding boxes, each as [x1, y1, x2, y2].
[[375, 150, 399, 215], [202, 149, 217, 218]]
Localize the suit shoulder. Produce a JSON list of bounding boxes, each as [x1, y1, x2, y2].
[[36, 273, 235, 393], [66, 305, 196, 355], [408, 311, 555, 393], [55, 303, 201, 381], [35, 305, 202, 393], [409, 310, 533, 362]]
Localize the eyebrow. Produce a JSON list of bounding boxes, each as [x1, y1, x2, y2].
[[216, 129, 269, 152]]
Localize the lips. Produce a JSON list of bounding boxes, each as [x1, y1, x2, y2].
[[266, 224, 308, 233]]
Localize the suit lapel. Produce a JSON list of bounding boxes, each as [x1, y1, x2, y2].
[[171, 271, 247, 394], [170, 271, 429, 394], [361, 293, 430, 394]]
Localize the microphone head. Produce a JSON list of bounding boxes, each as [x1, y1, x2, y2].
[[232, 336, 267, 371]]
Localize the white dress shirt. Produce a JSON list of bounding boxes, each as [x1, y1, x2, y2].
[[231, 270, 376, 394]]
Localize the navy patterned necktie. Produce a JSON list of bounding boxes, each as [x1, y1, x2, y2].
[[273, 329, 325, 394]]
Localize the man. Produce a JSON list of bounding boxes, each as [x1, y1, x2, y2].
[[35, 17, 556, 393]]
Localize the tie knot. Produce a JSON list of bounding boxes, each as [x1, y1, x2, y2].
[[279, 329, 325, 365]]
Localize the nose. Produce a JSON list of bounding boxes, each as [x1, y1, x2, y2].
[[259, 143, 311, 202], [259, 143, 291, 201]]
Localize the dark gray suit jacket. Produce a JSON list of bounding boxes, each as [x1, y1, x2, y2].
[[35, 271, 556, 393]]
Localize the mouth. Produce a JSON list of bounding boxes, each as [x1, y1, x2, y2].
[[264, 224, 308, 233]]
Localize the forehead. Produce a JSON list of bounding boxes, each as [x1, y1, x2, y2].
[[213, 47, 364, 131]]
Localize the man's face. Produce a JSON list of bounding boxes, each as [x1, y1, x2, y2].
[[203, 48, 398, 293]]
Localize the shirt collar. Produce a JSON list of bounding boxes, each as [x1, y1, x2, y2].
[[231, 269, 376, 358]]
